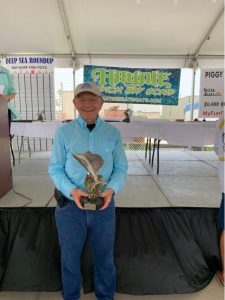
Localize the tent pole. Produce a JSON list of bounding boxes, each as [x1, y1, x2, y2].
[[56, 0, 76, 58], [193, 6, 224, 58], [72, 59, 76, 119], [190, 66, 197, 121]]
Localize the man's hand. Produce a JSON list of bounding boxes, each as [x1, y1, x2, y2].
[[99, 188, 114, 210], [0, 94, 9, 101], [70, 188, 88, 209]]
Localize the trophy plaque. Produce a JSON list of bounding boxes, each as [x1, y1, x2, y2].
[[72, 151, 105, 210]]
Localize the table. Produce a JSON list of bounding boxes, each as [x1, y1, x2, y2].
[[11, 121, 63, 139], [11, 121, 63, 162], [11, 120, 217, 166], [113, 120, 216, 173], [11, 120, 216, 145], [112, 120, 216, 146]]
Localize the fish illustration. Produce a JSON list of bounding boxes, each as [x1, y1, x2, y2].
[[72, 151, 106, 191]]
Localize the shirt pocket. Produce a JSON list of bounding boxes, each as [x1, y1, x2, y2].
[[98, 141, 115, 157]]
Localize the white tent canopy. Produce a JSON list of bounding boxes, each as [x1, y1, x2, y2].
[[0, 0, 224, 68]]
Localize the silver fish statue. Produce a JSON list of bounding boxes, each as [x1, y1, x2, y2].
[[72, 151, 106, 192]]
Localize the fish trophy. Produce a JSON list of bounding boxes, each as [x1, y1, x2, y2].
[[72, 151, 106, 210]]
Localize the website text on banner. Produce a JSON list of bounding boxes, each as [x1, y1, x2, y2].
[[84, 65, 181, 105], [199, 69, 224, 118]]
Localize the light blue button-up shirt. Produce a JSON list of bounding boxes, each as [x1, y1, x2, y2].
[[49, 116, 128, 200], [0, 66, 21, 120], [0, 66, 16, 96]]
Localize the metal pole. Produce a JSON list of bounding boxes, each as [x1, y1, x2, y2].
[[72, 58, 76, 119], [56, 0, 76, 58], [193, 6, 224, 59], [190, 67, 196, 121]]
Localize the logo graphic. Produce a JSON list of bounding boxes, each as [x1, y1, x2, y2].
[[203, 88, 221, 97]]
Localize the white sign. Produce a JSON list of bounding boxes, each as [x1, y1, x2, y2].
[[3, 56, 54, 74], [199, 69, 224, 118]]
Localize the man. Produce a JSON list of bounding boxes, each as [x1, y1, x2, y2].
[[214, 113, 224, 286], [0, 65, 17, 129], [0, 64, 18, 165], [49, 82, 128, 300]]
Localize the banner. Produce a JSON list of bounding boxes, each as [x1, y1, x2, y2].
[[3, 56, 54, 74], [84, 65, 181, 105], [199, 69, 224, 118], [2, 56, 55, 122]]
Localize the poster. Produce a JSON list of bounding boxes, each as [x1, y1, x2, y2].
[[3, 56, 54, 74], [2, 56, 55, 122], [84, 65, 181, 105], [199, 69, 224, 118]]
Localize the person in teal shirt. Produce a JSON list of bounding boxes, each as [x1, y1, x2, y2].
[[49, 82, 128, 300], [0, 65, 18, 126]]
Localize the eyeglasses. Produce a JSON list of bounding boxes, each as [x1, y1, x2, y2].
[[75, 97, 100, 104]]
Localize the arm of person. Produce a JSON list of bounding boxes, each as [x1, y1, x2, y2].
[[100, 130, 128, 209], [49, 129, 86, 202], [214, 116, 224, 156], [0, 67, 16, 101], [0, 93, 16, 101]]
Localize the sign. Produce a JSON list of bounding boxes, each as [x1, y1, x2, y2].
[[199, 69, 224, 118], [3, 56, 54, 74], [84, 65, 181, 105]]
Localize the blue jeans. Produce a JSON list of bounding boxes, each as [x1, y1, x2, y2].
[[55, 199, 116, 300], [219, 193, 224, 230]]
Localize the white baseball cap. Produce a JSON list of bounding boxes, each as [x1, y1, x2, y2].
[[74, 82, 102, 98]]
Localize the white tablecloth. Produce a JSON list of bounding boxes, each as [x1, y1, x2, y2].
[[11, 121, 63, 139], [11, 120, 217, 147], [112, 120, 216, 146]]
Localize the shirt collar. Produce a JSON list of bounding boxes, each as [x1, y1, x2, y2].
[[77, 115, 102, 129]]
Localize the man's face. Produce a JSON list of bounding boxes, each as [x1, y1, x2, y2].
[[73, 92, 104, 123]]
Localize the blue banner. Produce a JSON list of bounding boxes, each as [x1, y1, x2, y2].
[[84, 65, 181, 105]]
